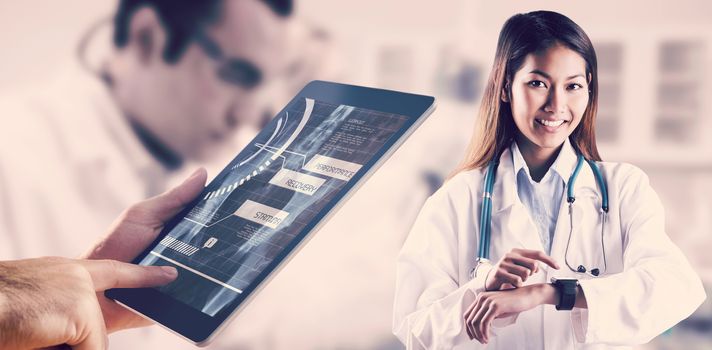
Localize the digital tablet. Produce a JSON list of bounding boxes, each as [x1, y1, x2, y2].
[[105, 80, 436, 346]]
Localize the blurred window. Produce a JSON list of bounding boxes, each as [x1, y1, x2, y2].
[[595, 42, 624, 143], [655, 40, 705, 144]]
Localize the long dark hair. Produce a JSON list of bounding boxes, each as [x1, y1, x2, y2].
[[451, 10, 601, 177]]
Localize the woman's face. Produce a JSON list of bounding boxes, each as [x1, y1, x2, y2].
[[506, 44, 590, 152]]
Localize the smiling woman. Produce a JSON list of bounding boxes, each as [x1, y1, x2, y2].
[[393, 10, 705, 350], [507, 45, 592, 181], [452, 10, 600, 179]]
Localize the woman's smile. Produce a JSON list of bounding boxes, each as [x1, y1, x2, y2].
[[534, 118, 570, 133]]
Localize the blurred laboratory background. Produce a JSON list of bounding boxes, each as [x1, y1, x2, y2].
[[1, 0, 710, 349]]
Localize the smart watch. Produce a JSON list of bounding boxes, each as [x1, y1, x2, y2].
[[550, 277, 579, 311]]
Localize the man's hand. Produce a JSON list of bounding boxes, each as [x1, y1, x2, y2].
[[484, 248, 559, 291], [0, 168, 207, 349], [82, 168, 208, 333], [463, 284, 556, 344], [0, 257, 177, 349]]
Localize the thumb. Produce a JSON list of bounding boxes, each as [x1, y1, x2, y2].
[[81, 168, 207, 262], [132, 167, 207, 225], [78, 259, 178, 291]]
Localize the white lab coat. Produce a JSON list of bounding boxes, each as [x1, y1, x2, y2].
[[0, 66, 170, 260], [393, 140, 706, 349], [0, 66, 206, 349]]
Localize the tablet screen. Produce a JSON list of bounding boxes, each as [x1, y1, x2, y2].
[[138, 97, 409, 317]]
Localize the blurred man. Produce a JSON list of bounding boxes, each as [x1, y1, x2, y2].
[[0, 0, 292, 260]]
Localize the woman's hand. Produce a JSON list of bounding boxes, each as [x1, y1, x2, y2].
[[484, 248, 560, 291], [463, 284, 557, 344]]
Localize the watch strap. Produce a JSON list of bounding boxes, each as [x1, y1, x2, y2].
[[552, 279, 578, 311]]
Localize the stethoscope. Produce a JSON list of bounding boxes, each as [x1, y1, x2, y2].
[[470, 144, 609, 280]]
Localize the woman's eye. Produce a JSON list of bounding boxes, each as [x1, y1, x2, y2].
[[568, 83, 584, 91], [528, 80, 547, 88]]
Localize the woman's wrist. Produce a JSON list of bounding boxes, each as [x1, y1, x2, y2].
[[533, 282, 588, 309], [535, 283, 560, 306]]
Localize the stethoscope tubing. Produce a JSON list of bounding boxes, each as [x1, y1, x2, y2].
[[476, 146, 609, 277], [478, 159, 498, 260]]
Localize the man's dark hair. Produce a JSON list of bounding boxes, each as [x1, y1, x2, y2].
[[113, 0, 293, 63]]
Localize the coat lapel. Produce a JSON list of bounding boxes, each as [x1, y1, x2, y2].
[[487, 139, 603, 264]]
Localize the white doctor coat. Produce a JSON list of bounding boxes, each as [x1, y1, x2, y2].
[[0, 66, 201, 349], [0, 67, 169, 259], [393, 140, 706, 349]]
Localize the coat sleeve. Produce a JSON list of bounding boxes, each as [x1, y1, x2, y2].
[[571, 165, 706, 345], [392, 188, 494, 349]]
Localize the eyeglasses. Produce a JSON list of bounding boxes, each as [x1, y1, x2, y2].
[[193, 30, 263, 90]]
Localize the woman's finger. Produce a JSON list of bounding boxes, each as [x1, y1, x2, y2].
[[502, 261, 531, 281], [500, 282, 516, 290], [518, 250, 560, 270], [509, 255, 539, 274], [465, 296, 481, 341], [464, 294, 483, 339], [470, 297, 491, 343], [480, 300, 500, 343], [463, 299, 477, 339], [463, 294, 478, 322], [499, 272, 523, 287]]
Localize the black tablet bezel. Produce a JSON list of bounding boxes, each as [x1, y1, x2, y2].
[[105, 80, 435, 344]]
